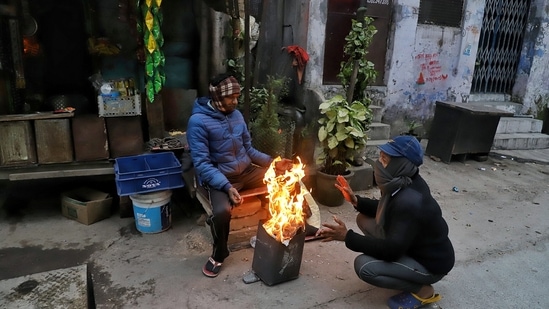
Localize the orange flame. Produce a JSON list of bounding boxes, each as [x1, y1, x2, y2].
[[23, 37, 40, 56], [262, 157, 306, 245]]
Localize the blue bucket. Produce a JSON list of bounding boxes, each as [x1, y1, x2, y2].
[[129, 190, 172, 233]]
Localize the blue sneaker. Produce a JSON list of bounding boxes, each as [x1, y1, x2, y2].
[[387, 292, 441, 309]]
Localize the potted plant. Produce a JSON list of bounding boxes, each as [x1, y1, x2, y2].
[[315, 15, 377, 206], [317, 95, 369, 175], [315, 95, 370, 206], [401, 120, 423, 142], [248, 75, 290, 157]]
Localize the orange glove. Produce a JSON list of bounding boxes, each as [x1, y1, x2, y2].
[[334, 175, 357, 206]]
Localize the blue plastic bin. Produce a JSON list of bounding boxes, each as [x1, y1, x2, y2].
[[114, 152, 184, 196]]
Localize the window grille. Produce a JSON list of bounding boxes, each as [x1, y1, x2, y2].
[[471, 0, 530, 94]]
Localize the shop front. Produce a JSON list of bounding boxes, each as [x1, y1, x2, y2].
[[0, 0, 200, 181]]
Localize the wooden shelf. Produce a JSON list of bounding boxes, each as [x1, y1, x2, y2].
[[0, 112, 74, 122], [0, 161, 114, 181]]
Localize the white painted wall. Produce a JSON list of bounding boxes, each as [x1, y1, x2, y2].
[[305, 0, 549, 134], [382, 0, 485, 130], [514, 0, 549, 116], [304, 0, 327, 92]]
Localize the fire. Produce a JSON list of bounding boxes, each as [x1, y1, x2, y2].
[[262, 157, 307, 245]]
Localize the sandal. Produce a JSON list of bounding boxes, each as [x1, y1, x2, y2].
[[387, 292, 441, 309], [202, 257, 223, 278]]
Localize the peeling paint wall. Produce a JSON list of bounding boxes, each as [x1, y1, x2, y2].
[[514, 0, 549, 117], [306, 0, 488, 135], [305, 0, 549, 136], [304, 0, 327, 91], [383, 0, 484, 134]]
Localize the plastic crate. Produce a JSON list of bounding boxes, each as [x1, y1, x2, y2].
[[98, 94, 141, 117], [114, 152, 184, 196], [115, 152, 182, 180]]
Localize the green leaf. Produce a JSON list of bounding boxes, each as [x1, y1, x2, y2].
[[318, 121, 328, 142], [325, 109, 337, 121], [335, 130, 347, 142], [337, 108, 349, 122], [344, 138, 354, 149], [327, 136, 338, 150], [319, 101, 332, 111], [326, 120, 335, 133]]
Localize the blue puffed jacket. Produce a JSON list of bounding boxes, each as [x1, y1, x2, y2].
[[186, 97, 272, 192]]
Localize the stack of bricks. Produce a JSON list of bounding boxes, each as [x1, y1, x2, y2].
[[193, 180, 270, 251], [228, 195, 269, 249]]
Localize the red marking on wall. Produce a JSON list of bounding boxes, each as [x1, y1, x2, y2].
[[414, 53, 448, 84], [417, 72, 425, 85]]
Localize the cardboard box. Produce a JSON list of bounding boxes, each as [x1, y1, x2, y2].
[[61, 188, 113, 225]]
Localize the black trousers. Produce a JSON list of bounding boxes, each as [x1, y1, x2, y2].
[[206, 164, 267, 262]]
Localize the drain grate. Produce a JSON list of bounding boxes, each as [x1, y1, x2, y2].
[[0, 265, 88, 308]]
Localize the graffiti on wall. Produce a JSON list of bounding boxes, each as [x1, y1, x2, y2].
[[402, 89, 447, 108], [462, 25, 480, 56], [414, 52, 448, 84]]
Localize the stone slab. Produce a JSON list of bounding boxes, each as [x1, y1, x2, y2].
[[493, 133, 549, 150], [0, 265, 88, 309], [349, 163, 374, 191], [496, 117, 542, 134], [368, 122, 391, 140]]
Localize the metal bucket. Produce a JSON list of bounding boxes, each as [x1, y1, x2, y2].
[[251, 221, 305, 286]]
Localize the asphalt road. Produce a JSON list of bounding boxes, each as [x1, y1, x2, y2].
[[1, 148, 548, 308]]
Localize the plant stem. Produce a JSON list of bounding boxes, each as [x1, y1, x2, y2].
[[347, 60, 359, 104]]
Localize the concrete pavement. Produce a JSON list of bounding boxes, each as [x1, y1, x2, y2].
[[1, 147, 548, 308]]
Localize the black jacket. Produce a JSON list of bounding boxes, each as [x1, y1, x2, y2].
[[345, 173, 455, 275]]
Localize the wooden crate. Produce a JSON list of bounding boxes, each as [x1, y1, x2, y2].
[[0, 120, 37, 167], [72, 115, 109, 161], [106, 116, 144, 158], [35, 118, 74, 164]]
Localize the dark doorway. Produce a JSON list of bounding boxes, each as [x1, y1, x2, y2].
[[27, 0, 94, 112], [323, 0, 392, 86]]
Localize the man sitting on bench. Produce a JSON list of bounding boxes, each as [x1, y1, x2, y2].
[[187, 73, 291, 278]]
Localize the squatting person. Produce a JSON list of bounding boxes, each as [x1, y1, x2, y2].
[[316, 135, 455, 309]]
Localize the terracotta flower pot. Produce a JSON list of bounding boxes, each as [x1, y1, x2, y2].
[[314, 169, 354, 207]]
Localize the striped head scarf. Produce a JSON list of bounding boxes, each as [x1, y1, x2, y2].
[[208, 75, 241, 112]]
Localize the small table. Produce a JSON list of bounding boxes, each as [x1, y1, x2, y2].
[[426, 101, 513, 163]]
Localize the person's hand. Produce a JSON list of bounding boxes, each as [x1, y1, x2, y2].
[[315, 215, 348, 242], [334, 175, 357, 206], [274, 158, 293, 174], [228, 187, 242, 206]]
